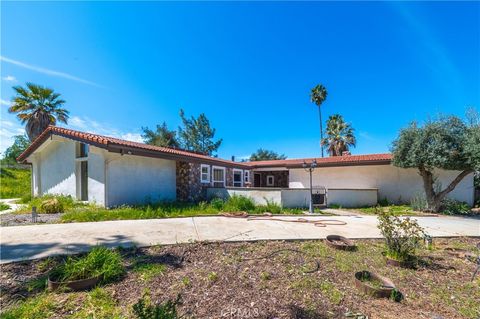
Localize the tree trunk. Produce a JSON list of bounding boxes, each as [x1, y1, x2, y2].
[[418, 167, 473, 212], [318, 106, 324, 158]]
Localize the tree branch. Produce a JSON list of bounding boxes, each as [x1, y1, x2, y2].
[[436, 169, 474, 200]]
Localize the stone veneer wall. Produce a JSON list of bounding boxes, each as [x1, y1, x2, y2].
[[254, 171, 289, 188], [176, 161, 206, 202], [226, 168, 234, 187]]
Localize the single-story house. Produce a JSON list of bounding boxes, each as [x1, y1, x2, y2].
[[17, 126, 475, 208]]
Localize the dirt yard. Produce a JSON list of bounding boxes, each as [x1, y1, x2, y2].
[[1, 238, 479, 319]]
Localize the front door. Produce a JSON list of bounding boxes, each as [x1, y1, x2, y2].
[[254, 173, 261, 187]]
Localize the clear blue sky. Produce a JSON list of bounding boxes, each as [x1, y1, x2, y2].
[[1, 1, 479, 160]]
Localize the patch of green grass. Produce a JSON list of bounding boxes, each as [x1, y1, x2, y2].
[[353, 205, 417, 216], [260, 271, 271, 281], [207, 271, 218, 282], [71, 288, 124, 319], [289, 277, 343, 305], [0, 167, 31, 199], [181, 276, 191, 287], [0, 202, 10, 211], [18, 194, 86, 214], [49, 246, 124, 284], [60, 196, 303, 223], [26, 276, 48, 293], [133, 263, 167, 282], [0, 293, 57, 319]]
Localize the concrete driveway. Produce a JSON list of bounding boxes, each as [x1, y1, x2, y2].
[[1, 214, 479, 263]]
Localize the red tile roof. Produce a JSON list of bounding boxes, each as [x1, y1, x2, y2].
[[17, 126, 250, 168], [243, 153, 392, 168], [17, 126, 392, 168]]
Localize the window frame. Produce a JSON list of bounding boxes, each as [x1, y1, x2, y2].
[[266, 175, 275, 187], [200, 164, 211, 183], [244, 171, 250, 183], [233, 169, 243, 187], [211, 166, 226, 187]]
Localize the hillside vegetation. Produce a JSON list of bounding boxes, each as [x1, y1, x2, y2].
[[0, 167, 31, 199]]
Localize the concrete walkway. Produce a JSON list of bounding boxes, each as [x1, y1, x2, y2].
[[1, 215, 479, 263], [0, 198, 25, 215]]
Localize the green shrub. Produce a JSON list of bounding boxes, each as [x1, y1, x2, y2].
[[0, 202, 10, 211], [377, 211, 425, 262], [49, 246, 124, 284], [328, 203, 342, 209], [25, 195, 77, 214], [132, 293, 179, 319], [40, 198, 64, 214], [410, 193, 428, 211], [223, 195, 256, 212], [209, 198, 224, 210], [256, 198, 282, 214], [440, 198, 471, 215], [378, 197, 390, 207]]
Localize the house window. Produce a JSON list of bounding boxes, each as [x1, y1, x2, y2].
[[76, 143, 89, 158], [266, 175, 275, 187], [244, 171, 250, 183], [212, 166, 225, 187], [233, 169, 243, 187], [201, 164, 210, 183]]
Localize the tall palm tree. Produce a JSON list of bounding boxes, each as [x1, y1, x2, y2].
[[8, 83, 69, 141], [310, 84, 328, 157], [321, 114, 356, 156]]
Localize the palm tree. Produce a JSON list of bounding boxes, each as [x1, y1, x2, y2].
[[310, 84, 328, 157], [321, 114, 356, 156], [8, 83, 69, 141]]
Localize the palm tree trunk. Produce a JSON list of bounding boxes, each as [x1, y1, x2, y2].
[[318, 106, 324, 157]]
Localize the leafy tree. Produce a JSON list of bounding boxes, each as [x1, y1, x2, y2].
[[142, 122, 179, 148], [310, 84, 328, 158], [321, 114, 356, 156], [8, 83, 69, 141], [178, 109, 222, 155], [249, 148, 287, 161], [391, 115, 477, 212], [2, 135, 30, 164]]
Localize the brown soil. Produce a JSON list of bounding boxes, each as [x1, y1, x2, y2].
[[1, 238, 479, 319]]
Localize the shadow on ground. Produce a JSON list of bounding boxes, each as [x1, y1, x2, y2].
[[1, 234, 138, 263]]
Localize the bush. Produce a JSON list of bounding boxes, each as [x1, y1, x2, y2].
[[378, 197, 390, 207], [256, 198, 282, 214], [25, 195, 78, 214], [410, 193, 427, 211], [223, 195, 256, 212], [440, 198, 471, 215], [377, 211, 425, 262], [133, 293, 179, 319], [40, 198, 64, 214], [209, 198, 224, 210], [49, 246, 124, 284]]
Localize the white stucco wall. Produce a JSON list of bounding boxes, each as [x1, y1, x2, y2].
[[33, 138, 77, 198], [106, 154, 176, 207], [206, 187, 378, 208], [86, 147, 106, 206], [328, 188, 378, 207], [27, 137, 106, 205], [288, 165, 474, 206], [207, 187, 282, 206]]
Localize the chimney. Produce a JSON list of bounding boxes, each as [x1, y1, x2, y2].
[[231, 155, 235, 162], [342, 151, 351, 156]]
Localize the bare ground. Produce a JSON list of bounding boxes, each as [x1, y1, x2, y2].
[[1, 238, 479, 319]]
